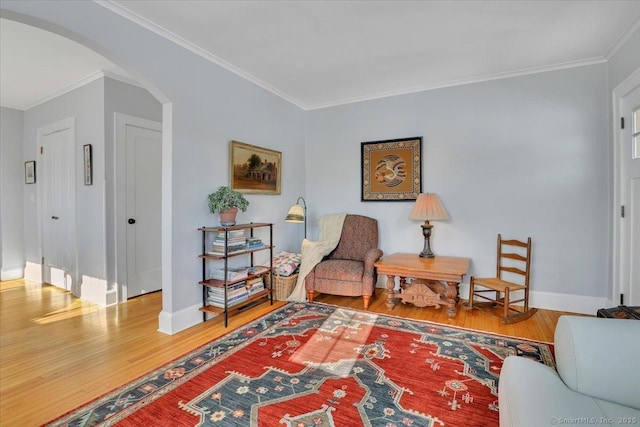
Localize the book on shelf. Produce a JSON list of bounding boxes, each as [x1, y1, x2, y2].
[[208, 242, 247, 253], [207, 292, 249, 308], [247, 265, 269, 275], [218, 229, 245, 237], [208, 293, 248, 304], [208, 280, 247, 292], [209, 267, 249, 281], [208, 284, 248, 297], [208, 286, 248, 299], [248, 283, 265, 295], [213, 236, 246, 245]]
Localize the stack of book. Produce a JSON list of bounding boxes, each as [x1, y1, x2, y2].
[[208, 229, 246, 255], [246, 237, 264, 250], [207, 281, 249, 308], [246, 276, 265, 295], [209, 266, 249, 281]]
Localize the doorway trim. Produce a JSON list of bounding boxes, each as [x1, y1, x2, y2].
[[612, 66, 640, 306], [114, 113, 163, 303]]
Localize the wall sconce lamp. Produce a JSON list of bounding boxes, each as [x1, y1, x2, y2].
[[285, 196, 307, 238], [408, 193, 449, 258]]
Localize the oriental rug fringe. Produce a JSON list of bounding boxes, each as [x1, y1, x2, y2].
[[45, 303, 554, 427]]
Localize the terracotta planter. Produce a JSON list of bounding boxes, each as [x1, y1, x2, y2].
[[219, 208, 238, 226]]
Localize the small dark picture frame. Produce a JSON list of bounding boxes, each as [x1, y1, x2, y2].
[[83, 144, 93, 185], [25, 161, 36, 184]]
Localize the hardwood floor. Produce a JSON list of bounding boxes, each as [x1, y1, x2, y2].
[[0, 280, 583, 426]]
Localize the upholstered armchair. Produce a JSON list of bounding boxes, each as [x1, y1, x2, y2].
[[306, 214, 383, 309]]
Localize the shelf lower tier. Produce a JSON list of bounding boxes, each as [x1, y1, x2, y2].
[[199, 289, 271, 315]]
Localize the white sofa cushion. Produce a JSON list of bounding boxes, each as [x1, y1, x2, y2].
[[555, 316, 640, 409]]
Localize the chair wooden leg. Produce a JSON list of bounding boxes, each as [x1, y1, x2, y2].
[[362, 295, 371, 310], [503, 288, 510, 320], [464, 277, 475, 309], [307, 291, 315, 304]]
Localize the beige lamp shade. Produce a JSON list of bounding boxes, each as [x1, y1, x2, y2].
[[285, 196, 307, 238], [409, 193, 449, 222], [285, 204, 305, 223]]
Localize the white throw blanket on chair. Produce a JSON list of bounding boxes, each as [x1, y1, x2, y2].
[[286, 212, 347, 302]]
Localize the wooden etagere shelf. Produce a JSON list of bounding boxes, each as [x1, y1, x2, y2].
[[198, 222, 273, 326]]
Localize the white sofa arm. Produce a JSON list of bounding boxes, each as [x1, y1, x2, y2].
[[499, 356, 634, 427], [555, 316, 640, 409]]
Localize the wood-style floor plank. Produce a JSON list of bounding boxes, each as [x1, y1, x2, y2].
[[0, 280, 584, 426]]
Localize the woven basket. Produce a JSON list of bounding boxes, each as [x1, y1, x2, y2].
[[267, 272, 298, 301]]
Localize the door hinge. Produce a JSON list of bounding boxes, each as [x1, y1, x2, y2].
[[621, 117, 625, 129], [41, 256, 44, 265], [40, 146, 43, 154], [621, 205, 625, 218]]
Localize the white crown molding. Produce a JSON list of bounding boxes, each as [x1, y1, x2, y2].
[[95, 0, 308, 111], [605, 16, 640, 60], [11, 69, 140, 111], [308, 57, 608, 110], [23, 70, 104, 111], [0, 102, 25, 111], [102, 69, 144, 89], [95, 0, 612, 112]]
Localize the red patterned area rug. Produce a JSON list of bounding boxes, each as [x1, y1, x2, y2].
[[45, 303, 554, 427]]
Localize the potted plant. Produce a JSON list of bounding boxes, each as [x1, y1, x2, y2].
[[208, 186, 249, 226]]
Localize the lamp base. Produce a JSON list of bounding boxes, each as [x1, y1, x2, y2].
[[419, 221, 436, 258]]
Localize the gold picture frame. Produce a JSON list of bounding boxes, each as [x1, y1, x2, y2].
[[361, 137, 422, 201], [230, 140, 281, 194]]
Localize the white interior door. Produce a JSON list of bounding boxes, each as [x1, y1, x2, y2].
[[40, 124, 76, 290], [125, 124, 162, 298], [621, 84, 640, 306]]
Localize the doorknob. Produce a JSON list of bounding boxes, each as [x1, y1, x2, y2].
[[51, 216, 59, 220], [128, 218, 136, 224]]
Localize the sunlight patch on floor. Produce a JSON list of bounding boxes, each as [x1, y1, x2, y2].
[[289, 309, 378, 377], [32, 296, 102, 324]]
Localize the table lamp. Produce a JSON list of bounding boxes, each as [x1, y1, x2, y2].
[[285, 196, 307, 238], [408, 193, 449, 258]]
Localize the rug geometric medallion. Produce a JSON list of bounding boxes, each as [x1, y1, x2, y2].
[[44, 303, 555, 427]]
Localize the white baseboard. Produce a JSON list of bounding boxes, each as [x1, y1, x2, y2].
[[80, 275, 117, 307], [158, 302, 203, 335], [24, 261, 42, 283], [529, 291, 611, 315], [1, 267, 24, 281]]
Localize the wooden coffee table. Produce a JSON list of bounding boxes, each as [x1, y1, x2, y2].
[[374, 253, 470, 318]]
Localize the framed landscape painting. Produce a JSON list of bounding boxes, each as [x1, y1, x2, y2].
[[229, 140, 281, 195], [361, 136, 422, 201]]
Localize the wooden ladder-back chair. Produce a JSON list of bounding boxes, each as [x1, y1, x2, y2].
[[465, 234, 536, 324]]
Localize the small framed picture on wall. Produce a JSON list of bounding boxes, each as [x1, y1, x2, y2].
[[25, 161, 36, 184], [83, 144, 93, 185]]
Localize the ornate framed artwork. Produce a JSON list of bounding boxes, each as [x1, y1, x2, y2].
[[229, 140, 281, 195], [25, 161, 36, 184], [361, 136, 422, 201]]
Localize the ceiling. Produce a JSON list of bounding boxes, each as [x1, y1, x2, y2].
[[2, 1, 640, 111]]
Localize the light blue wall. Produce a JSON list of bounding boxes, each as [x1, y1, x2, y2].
[[608, 27, 640, 91], [307, 64, 610, 302], [0, 107, 25, 279]]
